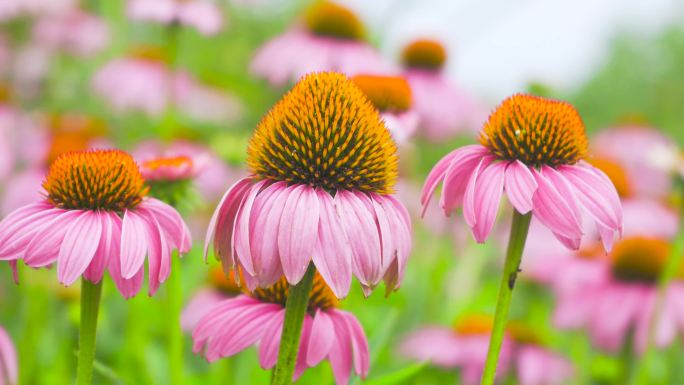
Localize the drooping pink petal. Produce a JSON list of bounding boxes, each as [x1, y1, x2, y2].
[[559, 165, 622, 230], [192, 296, 259, 346], [294, 316, 314, 380], [120, 210, 149, 279], [306, 309, 335, 366], [143, 198, 192, 253], [250, 181, 287, 287], [336, 191, 381, 287], [312, 189, 352, 298], [22, 210, 81, 267], [137, 208, 168, 296], [467, 161, 505, 243], [531, 168, 583, 247], [107, 216, 143, 299], [278, 184, 320, 284], [233, 180, 269, 276], [0, 326, 18, 385], [374, 194, 412, 289], [57, 211, 103, 286], [438, 146, 490, 215], [328, 312, 354, 385], [257, 308, 286, 369], [180, 289, 228, 332], [205, 178, 252, 265], [0, 204, 64, 260], [338, 310, 369, 378], [504, 160, 538, 214], [83, 211, 116, 283]]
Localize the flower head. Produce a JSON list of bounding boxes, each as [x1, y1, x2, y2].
[[401, 39, 447, 71], [422, 93, 622, 250], [0, 149, 191, 297], [0, 326, 17, 385], [304, 1, 365, 40], [192, 273, 368, 385], [206, 72, 411, 298], [141, 155, 196, 182], [127, 0, 224, 36]]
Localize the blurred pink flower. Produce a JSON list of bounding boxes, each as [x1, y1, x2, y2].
[[422, 94, 622, 250], [192, 275, 369, 385], [553, 236, 684, 353], [0, 150, 191, 298], [0, 326, 17, 385], [251, 2, 391, 86], [177, 83, 243, 125], [32, 10, 109, 57], [591, 126, 679, 199], [400, 39, 486, 141], [127, 0, 224, 36], [181, 267, 242, 331], [400, 316, 572, 385], [0, 0, 75, 21]]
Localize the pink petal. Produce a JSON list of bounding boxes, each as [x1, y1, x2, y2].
[[120, 210, 149, 279], [205, 178, 252, 265], [339, 311, 369, 378], [23, 210, 81, 267], [438, 146, 490, 214], [312, 189, 351, 298], [180, 289, 227, 332], [137, 209, 168, 296], [531, 167, 583, 246], [249, 182, 287, 287], [278, 184, 320, 284], [257, 308, 286, 369], [559, 165, 622, 230], [420, 145, 483, 212], [83, 211, 116, 283], [143, 198, 191, 253], [328, 312, 354, 385], [57, 211, 103, 286], [233, 180, 269, 276], [467, 161, 505, 243], [306, 309, 335, 366], [504, 160, 538, 214], [294, 316, 314, 380]]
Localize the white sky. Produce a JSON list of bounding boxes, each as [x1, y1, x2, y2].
[[342, 0, 684, 101]]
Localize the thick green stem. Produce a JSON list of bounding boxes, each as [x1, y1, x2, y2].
[[479, 211, 532, 385], [168, 254, 184, 385], [271, 264, 316, 385], [76, 279, 103, 385]]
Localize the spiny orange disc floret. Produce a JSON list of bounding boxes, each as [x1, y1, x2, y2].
[[247, 72, 398, 194], [304, 1, 365, 40], [43, 149, 148, 211], [401, 39, 447, 71], [610, 237, 680, 283], [453, 314, 493, 335], [351, 74, 412, 113], [249, 273, 339, 314], [480, 94, 589, 168], [587, 157, 631, 197]]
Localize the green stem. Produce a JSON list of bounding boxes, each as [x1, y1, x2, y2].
[[271, 264, 316, 385], [168, 254, 184, 385], [76, 279, 103, 385], [479, 210, 532, 385]]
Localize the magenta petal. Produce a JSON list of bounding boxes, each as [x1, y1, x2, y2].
[[258, 309, 286, 369], [234, 180, 269, 276], [137, 209, 168, 296], [83, 212, 116, 283], [120, 210, 148, 279], [559, 165, 622, 230], [312, 189, 351, 298], [328, 312, 354, 385], [0, 206, 64, 260], [294, 316, 314, 380], [205, 178, 252, 264], [421, 146, 486, 212], [23, 210, 81, 267], [374, 194, 411, 289], [250, 182, 288, 287], [438, 146, 489, 214], [468, 161, 505, 243], [336, 191, 381, 287], [57, 211, 103, 286], [462, 157, 487, 228], [531, 167, 583, 244], [180, 289, 227, 332], [504, 160, 538, 214], [339, 311, 369, 378], [306, 309, 335, 366], [278, 184, 320, 284], [107, 218, 145, 299], [0, 202, 57, 251]]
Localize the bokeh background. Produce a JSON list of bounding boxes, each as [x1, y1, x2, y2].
[[1, 0, 684, 384]]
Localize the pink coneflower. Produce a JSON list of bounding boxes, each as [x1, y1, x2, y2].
[[251, 2, 391, 87], [193, 273, 369, 385], [180, 267, 242, 331], [351, 74, 419, 146], [0, 326, 17, 385], [553, 236, 684, 353], [422, 93, 622, 250], [400, 39, 486, 141], [591, 126, 680, 199], [206, 72, 411, 298], [0, 149, 191, 297], [32, 10, 109, 57], [0, 0, 74, 22], [127, 0, 224, 36], [400, 315, 573, 385]]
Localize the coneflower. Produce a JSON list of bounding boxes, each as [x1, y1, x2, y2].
[[0, 149, 191, 384], [205, 72, 411, 384], [421, 94, 622, 385]]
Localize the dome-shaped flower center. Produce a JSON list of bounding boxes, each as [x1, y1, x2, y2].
[[247, 72, 398, 194], [44, 149, 148, 211], [129, 45, 167, 63], [506, 320, 543, 346], [208, 267, 242, 295], [46, 114, 105, 164], [610, 237, 676, 283], [401, 39, 447, 71], [304, 2, 365, 40], [587, 157, 631, 197], [480, 94, 588, 168], [249, 273, 339, 313], [141, 155, 194, 181], [452, 314, 494, 335], [351, 74, 412, 113]]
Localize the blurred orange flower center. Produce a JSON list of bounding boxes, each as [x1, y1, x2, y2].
[[208, 267, 242, 295], [46, 114, 106, 165], [44, 149, 148, 211], [401, 39, 447, 71], [143, 156, 193, 172], [129, 45, 168, 63], [587, 157, 631, 197], [304, 2, 365, 40], [610, 237, 678, 283], [480, 94, 589, 168], [247, 72, 398, 194], [352, 74, 412, 113], [249, 273, 339, 313], [453, 314, 494, 335]]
